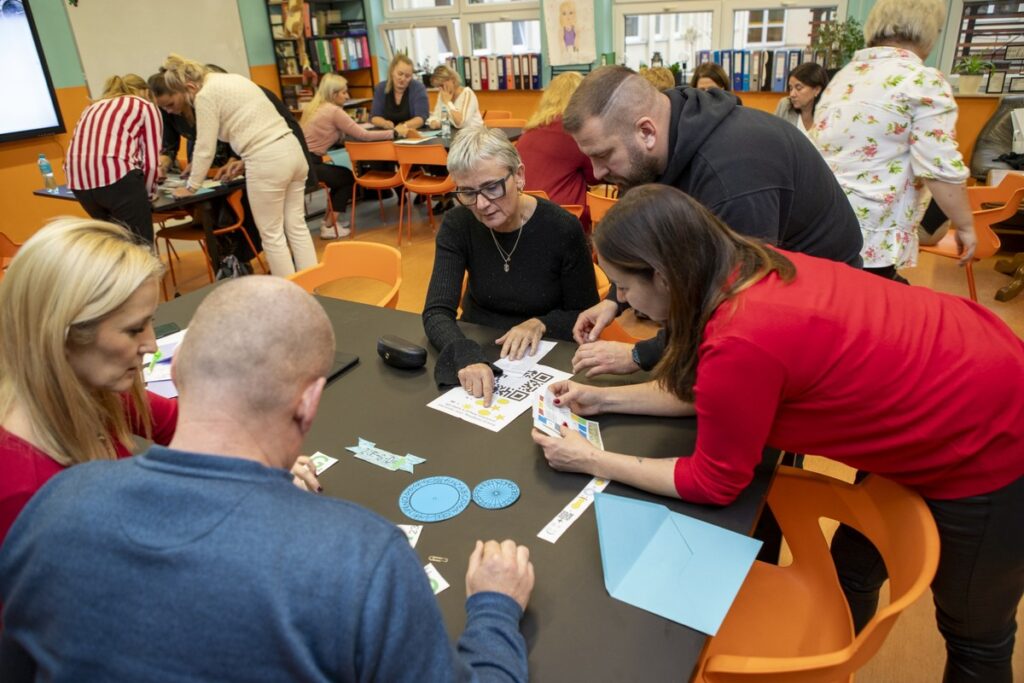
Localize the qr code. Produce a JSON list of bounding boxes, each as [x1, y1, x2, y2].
[[494, 370, 554, 402]]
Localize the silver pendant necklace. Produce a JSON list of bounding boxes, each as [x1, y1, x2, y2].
[[490, 206, 527, 273]]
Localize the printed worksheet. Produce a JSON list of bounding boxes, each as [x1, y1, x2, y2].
[[427, 365, 571, 432]]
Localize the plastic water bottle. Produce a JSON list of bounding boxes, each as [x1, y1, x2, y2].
[[440, 105, 452, 141], [38, 153, 57, 192]]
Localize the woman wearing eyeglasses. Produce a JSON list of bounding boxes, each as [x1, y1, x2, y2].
[[422, 126, 599, 405]]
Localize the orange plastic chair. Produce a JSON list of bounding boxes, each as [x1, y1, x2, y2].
[[483, 110, 512, 121], [345, 140, 406, 238], [561, 204, 585, 220], [288, 241, 402, 309], [394, 143, 455, 245], [920, 174, 1024, 301], [590, 263, 641, 344], [586, 190, 618, 230], [486, 117, 527, 129], [156, 190, 267, 292], [523, 190, 549, 199], [694, 466, 939, 683]]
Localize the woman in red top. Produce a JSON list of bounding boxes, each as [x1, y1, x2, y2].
[[532, 185, 1024, 683], [0, 219, 176, 547], [64, 75, 163, 244], [516, 72, 597, 232]]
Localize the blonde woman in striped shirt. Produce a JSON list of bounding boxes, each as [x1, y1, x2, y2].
[[65, 74, 163, 244]]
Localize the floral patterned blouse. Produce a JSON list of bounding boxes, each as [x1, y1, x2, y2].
[[811, 47, 967, 269]]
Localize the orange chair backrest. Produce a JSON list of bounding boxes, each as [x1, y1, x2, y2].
[[486, 118, 527, 128], [965, 172, 1024, 210], [287, 241, 403, 309], [345, 140, 399, 166], [0, 232, 22, 260], [561, 204, 584, 220], [586, 190, 618, 227], [523, 190, 549, 199], [701, 467, 940, 682], [483, 110, 512, 121], [968, 183, 1024, 260], [394, 144, 450, 184]]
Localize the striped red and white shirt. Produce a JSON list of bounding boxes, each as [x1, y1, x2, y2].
[[65, 96, 162, 195]]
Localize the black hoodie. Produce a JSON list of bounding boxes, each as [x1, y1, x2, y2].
[[630, 87, 864, 370]]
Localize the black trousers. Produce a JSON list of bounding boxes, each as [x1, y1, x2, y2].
[[310, 157, 355, 213], [864, 264, 911, 285], [831, 474, 1024, 683], [72, 170, 153, 244]]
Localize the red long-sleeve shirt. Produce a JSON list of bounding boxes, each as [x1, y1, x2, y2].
[[0, 392, 177, 547], [517, 119, 598, 232], [65, 95, 163, 195], [675, 250, 1024, 504]]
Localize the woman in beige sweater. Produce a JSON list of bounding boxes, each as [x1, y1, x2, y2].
[[165, 55, 316, 276]]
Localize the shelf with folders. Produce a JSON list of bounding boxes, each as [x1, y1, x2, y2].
[[444, 54, 543, 92], [695, 48, 829, 93]]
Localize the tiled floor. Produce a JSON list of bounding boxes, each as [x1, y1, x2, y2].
[[163, 200, 1024, 681]]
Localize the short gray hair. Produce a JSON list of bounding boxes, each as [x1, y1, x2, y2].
[[446, 126, 521, 177], [865, 0, 946, 53]]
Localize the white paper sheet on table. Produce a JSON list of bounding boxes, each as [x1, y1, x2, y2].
[[493, 340, 556, 377], [427, 364, 571, 432]]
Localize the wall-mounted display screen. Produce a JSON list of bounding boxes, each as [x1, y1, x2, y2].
[[0, 0, 65, 143]]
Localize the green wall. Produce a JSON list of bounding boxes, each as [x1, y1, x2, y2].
[[237, 0, 277, 66], [31, 0, 84, 88]]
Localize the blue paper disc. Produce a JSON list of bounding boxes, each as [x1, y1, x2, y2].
[[472, 479, 521, 510], [399, 476, 471, 523]]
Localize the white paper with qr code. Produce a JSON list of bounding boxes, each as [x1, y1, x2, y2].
[[427, 365, 571, 432], [537, 476, 611, 543], [532, 390, 604, 449]]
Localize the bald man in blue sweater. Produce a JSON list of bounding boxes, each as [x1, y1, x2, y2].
[[0, 277, 534, 682]]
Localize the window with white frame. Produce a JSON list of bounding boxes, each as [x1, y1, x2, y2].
[[468, 17, 541, 54], [732, 6, 836, 51], [380, 22, 460, 66], [619, 10, 714, 69]]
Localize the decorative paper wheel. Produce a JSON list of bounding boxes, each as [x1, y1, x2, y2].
[[398, 476, 472, 522], [472, 479, 521, 510]]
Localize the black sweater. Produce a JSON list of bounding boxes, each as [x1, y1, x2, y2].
[[423, 198, 599, 382]]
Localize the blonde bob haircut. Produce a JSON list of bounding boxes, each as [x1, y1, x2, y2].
[[161, 53, 208, 93], [100, 73, 149, 100], [431, 65, 463, 88], [0, 219, 164, 467], [386, 53, 415, 94], [525, 71, 583, 130], [301, 73, 349, 127], [446, 125, 521, 178], [864, 0, 946, 54]]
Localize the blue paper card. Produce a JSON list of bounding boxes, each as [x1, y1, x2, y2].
[[399, 476, 471, 523], [472, 479, 520, 509], [594, 492, 762, 635]]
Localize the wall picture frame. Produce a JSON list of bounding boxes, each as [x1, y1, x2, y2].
[[1009, 77, 1024, 93], [986, 71, 1007, 93], [1005, 45, 1024, 61]]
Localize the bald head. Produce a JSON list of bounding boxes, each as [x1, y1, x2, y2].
[[175, 278, 335, 414], [563, 65, 661, 137]]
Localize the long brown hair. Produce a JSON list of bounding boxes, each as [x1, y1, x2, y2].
[[593, 185, 794, 401]]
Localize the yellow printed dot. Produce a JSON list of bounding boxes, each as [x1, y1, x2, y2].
[[496, 415, 505, 420], [479, 409, 491, 417], [497, 398, 510, 405]]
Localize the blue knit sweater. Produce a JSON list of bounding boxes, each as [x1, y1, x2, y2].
[[0, 447, 527, 682]]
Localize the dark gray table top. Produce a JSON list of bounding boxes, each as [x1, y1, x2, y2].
[[33, 178, 244, 212], [155, 290, 775, 683]]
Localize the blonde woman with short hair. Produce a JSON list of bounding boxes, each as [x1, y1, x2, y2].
[[369, 54, 429, 137], [0, 219, 177, 545], [516, 71, 597, 231], [65, 73, 162, 243], [162, 54, 317, 276], [301, 74, 395, 238], [427, 65, 482, 130]]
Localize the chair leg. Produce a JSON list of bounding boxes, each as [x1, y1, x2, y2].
[[234, 227, 268, 274], [966, 263, 978, 302], [426, 196, 436, 231], [397, 189, 406, 246], [161, 238, 180, 293], [167, 240, 181, 263], [378, 190, 386, 222], [349, 185, 359, 238], [197, 239, 215, 283]]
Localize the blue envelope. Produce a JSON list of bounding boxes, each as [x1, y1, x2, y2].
[[594, 492, 762, 635]]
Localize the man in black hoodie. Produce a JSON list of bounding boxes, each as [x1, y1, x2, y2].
[[563, 65, 863, 375]]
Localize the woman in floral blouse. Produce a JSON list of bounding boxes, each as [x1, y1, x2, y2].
[[812, 0, 976, 282]]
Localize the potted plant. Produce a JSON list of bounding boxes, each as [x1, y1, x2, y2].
[[811, 18, 865, 75], [669, 62, 683, 87], [953, 55, 995, 94]]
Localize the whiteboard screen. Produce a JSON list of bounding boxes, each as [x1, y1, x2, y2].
[[66, 0, 251, 99]]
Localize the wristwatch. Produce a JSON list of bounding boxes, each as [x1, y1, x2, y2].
[[631, 345, 641, 368]]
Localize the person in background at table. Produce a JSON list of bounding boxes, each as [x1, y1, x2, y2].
[[370, 53, 428, 138], [0, 276, 535, 683], [423, 127, 599, 405], [516, 71, 598, 232], [301, 74, 395, 240], [689, 62, 731, 91], [0, 219, 176, 547], [162, 54, 316, 277], [532, 185, 1024, 683], [812, 0, 976, 283], [563, 65, 861, 377], [774, 62, 829, 136], [639, 66, 676, 91], [64, 74, 162, 244], [427, 65, 482, 132]]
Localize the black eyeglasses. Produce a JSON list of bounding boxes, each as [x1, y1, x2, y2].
[[453, 172, 513, 206]]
